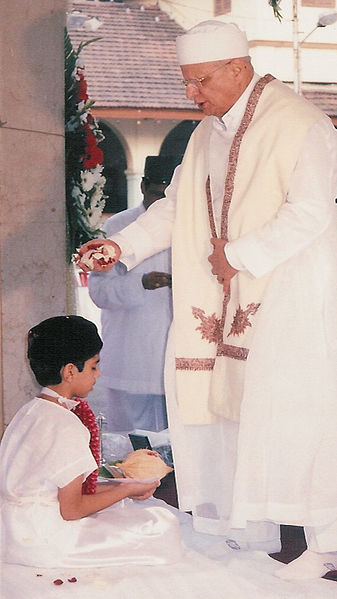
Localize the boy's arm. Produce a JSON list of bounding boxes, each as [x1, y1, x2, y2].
[[58, 475, 160, 520]]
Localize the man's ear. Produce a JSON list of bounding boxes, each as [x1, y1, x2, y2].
[[61, 363, 78, 382], [230, 59, 242, 75], [231, 57, 251, 80], [140, 180, 146, 195]]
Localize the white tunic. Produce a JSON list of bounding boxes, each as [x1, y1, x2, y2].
[[0, 398, 182, 567], [89, 204, 172, 396], [109, 77, 337, 546]]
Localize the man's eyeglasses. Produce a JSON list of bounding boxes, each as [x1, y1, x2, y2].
[[181, 60, 233, 90]]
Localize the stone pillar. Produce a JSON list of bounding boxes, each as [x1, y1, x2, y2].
[[125, 171, 144, 208], [0, 0, 67, 430]]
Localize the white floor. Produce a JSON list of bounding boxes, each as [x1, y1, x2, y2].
[[2, 504, 336, 599], [64, 280, 337, 598]]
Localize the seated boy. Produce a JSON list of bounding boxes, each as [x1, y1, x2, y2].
[[0, 315, 182, 568]]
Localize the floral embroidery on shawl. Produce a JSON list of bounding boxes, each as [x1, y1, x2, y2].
[[72, 399, 100, 494], [227, 303, 261, 337], [192, 306, 222, 344]]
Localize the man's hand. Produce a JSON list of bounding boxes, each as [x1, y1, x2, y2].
[[75, 239, 121, 273], [142, 272, 172, 290], [208, 238, 238, 293]]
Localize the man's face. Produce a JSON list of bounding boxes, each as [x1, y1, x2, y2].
[[181, 60, 244, 117], [142, 181, 168, 210]]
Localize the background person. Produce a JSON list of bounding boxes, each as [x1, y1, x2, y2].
[[78, 20, 337, 579], [89, 156, 178, 433]]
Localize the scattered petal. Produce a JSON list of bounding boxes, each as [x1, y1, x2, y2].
[[68, 577, 77, 583], [53, 579, 64, 585]]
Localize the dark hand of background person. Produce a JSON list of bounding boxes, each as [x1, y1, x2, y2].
[[208, 238, 238, 293], [142, 272, 172, 290]]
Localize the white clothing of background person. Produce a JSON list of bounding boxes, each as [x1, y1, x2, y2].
[[89, 204, 172, 432]]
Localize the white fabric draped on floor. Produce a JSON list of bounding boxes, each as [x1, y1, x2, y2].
[[2, 502, 336, 599]]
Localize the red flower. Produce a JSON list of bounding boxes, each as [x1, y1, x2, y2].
[[82, 145, 103, 169], [85, 131, 98, 150], [77, 73, 88, 102], [80, 123, 103, 169]]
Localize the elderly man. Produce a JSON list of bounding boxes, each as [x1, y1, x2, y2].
[[78, 21, 337, 580]]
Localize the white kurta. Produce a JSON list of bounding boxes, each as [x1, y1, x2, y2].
[[110, 77, 337, 548], [89, 204, 172, 431], [0, 398, 182, 568]]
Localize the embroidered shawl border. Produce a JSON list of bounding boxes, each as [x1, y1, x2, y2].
[[213, 74, 274, 361], [176, 74, 274, 372]]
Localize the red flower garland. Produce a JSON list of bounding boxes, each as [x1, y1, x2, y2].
[[77, 71, 88, 102], [82, 122, 103, 169], [72, 399, 100, 494], [76, 67, 104, 170]]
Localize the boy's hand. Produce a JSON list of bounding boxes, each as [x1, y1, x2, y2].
[[127, 479, 160, 500]]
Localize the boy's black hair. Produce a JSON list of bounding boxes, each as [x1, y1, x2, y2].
[[27, 315, 103, 386]]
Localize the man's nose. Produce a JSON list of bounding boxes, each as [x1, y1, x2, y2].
[[185, 83, 199, 100]]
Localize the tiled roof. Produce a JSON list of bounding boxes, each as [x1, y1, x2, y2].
[[68, 1, 337, 119], [68, 1, 196, 111], [302, 86, 337, 119]]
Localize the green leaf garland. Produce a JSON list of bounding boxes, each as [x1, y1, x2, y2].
[[269, 0, 282, 21], [64, 29, 106, 263]]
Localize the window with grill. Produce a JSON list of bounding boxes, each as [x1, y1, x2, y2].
[[301, 0, 335, 8], [214, 0, 232, 16]]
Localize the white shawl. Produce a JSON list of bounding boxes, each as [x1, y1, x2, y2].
[[172, 75, 323, 424]]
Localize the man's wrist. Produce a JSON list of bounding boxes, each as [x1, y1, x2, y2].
[[224, 242, 245, 271]]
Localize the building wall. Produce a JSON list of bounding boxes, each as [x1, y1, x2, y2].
[[102, 118, 184, 208], [159, 0, 214, 29], [0, 0, 68, 429], [159, 0, 337, 84]]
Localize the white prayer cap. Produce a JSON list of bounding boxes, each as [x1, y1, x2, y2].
[[176, 20, 249, 65]]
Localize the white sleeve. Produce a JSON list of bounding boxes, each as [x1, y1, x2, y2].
[[48, 419, 97, 488], [89, 266, 147, 310], [225, 118, 337, 277], [109, 166, 180, 270]]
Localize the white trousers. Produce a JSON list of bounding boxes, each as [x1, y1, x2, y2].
[[305, 518, 337, 553], [103, 388, 168, 433], [164, 328, 280, 553]]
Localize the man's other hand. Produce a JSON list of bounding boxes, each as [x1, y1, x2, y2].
[[208, 238, 238, 293]]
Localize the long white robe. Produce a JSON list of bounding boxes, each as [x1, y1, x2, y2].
[[110, 77, 337, 548]]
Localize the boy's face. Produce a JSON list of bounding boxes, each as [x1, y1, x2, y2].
[[71, 354, 100, 398]]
